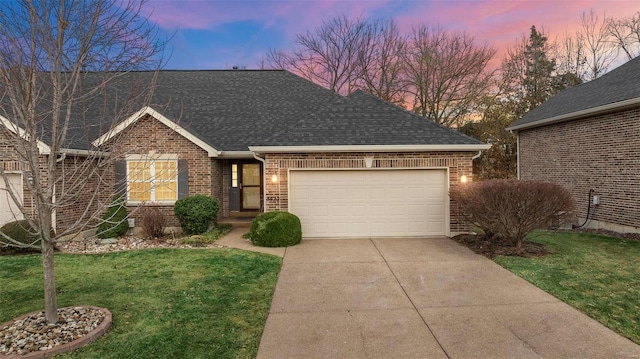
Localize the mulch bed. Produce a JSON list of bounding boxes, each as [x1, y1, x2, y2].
[[451, 233, 549, 258], [453, 227, 640, 259]]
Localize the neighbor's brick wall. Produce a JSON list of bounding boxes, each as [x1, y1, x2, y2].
[[0, 128, 109, 234], [54, 156, 111, 234], [110, 115, 220, 227], [0, 128, 38, 222], [263, 152, 475, 234], [519, 107, 640, 230]]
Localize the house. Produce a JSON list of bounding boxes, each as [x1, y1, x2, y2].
[[1, 70, 489, 238], [506, 56, 640, 234]]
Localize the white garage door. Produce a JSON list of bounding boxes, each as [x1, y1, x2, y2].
[[289, 169, 446, 238], [0, 173, 24, 226]]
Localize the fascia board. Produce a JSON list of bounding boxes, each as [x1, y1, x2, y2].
[[91, 106, 220, 157], [249, 144, 491, 153], [0, 115, 51, 155], [506, 97, 640, 132]]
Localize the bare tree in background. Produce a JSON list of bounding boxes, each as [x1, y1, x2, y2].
[[554, 31, 589, 82], [354, 18, 407, 105], [577, 10, 616, 80], [608, 11, 640, 60], [404, 25, 496, 127], [0, 0, 164, 324], [264, 15, 374, 95]]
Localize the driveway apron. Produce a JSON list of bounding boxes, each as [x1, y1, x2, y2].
[[256, 237, 640, 359]]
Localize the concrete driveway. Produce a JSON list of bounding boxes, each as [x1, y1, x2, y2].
[[256, 237, 640, 359]]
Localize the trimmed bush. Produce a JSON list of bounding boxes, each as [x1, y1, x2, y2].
[[140, 206, 167, 239], [450, 179, 575, 251], [0, 220, 43, 254], [97, 195, 129, 239], [246, 211, 302, 247], [174, 195, 220, 235]]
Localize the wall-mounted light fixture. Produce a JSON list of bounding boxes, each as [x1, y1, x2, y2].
[[460, 175, 468, 184], [364, 156, 374, 168], [271, 174, 278, 183]]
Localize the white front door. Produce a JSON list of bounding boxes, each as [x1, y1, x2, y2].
[[289, 169, 447, 238]]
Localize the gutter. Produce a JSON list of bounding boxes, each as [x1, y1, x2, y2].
[[249, 144, 491, 154], [506, 97, 640, 132]]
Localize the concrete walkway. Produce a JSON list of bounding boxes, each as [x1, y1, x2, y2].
[[256, 237, 640, 359]]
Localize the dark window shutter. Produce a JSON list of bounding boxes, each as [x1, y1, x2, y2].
[[115, 161, 127, 199], [178, 159, 188, 199]]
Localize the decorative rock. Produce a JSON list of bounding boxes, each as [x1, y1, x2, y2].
[[0, 307, 109, 357]]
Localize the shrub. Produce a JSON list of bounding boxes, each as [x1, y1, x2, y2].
[[140, 206, 167, 239], [174, 195, 220, 235], [97, 195, 129, 239], [246, 211, 302, 247], [0, 220, 44, 254], [450, 180, 575, 251]]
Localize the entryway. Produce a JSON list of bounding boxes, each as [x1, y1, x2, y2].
[[228, 161, 262, 213]]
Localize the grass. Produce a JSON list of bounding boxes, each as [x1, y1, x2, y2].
[[495, 230, 640, 344], [0, 248, 281, 359]]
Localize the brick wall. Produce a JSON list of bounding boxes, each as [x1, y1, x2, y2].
[[0, 128, 109, 234], [519, 107, 640, 231], [263, 151, 475, 234], [110, 115, 221, 227]]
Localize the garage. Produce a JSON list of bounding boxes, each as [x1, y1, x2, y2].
[[0, 173, 24, 226], [289, 169, 447, 238]]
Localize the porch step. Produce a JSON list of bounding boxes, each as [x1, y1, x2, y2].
[[219, 217, 255, 228]]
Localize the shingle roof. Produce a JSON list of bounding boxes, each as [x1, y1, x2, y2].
[[508, 56, 640, 130], [5, 70, 485, 151], [260, 90, 482, 146]]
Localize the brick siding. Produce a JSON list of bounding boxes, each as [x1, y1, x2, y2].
[[110, 115, 221, 228], [263, 151, 475, 234], [519, 106, 640, 231]]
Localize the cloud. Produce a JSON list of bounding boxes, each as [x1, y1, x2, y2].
[[145, 0, 640, 69]]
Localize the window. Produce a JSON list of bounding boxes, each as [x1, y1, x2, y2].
[[127, 159, 178, 202]]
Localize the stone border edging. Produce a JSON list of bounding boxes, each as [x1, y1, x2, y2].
[[0, 306, 112, 359]]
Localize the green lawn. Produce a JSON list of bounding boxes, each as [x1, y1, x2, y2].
[[495, 231, 640, 344], [0, 248, 282, 359]]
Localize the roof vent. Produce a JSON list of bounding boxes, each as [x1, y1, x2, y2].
[[232, 66, 238, 70]]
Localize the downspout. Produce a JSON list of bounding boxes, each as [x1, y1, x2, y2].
[[252, 151, 267, 213], [515, 132, 520, 180], [471, 151, 482, 160]]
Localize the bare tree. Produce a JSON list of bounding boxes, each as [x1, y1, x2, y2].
[[608, 11, 640, 60], [578, 10, 616, 80], [0, 0, 163, 324], [264, 15, 375, 95], [554, 31, 589, 82], [404, 25, 496, 127], [353, 18, 407, 105]]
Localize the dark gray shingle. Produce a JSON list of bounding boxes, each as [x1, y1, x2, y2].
[[509, 56, 640, 129]]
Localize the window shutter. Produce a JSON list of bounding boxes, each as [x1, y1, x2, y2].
[[115, 161, 127, 199], [178, 159, 189, 199]]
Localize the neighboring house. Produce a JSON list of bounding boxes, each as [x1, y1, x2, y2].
[[507, 56, 640, 234], [1, 70, 489, 238]]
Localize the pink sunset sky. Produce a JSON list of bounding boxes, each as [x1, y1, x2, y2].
[[144, 0, 639, 70]]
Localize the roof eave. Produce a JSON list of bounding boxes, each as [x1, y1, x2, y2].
[[507, 97, 640, 132], [91, 106, 221, 157], [249, 144, 491, 154]]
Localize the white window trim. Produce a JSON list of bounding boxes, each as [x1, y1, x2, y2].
[[126, 155, 178, 205]]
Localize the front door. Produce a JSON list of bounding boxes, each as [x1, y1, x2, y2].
[[229, 161, 262, 212]]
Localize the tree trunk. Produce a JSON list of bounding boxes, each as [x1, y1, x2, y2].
[[42, 239, 58, 324]]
